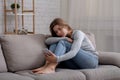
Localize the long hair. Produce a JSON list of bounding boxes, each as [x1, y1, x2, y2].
[[49, 18, 73, 37]]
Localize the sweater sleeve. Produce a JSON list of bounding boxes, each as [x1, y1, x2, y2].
[[45, 37, 68, 45], [57, 31, 85, 62]]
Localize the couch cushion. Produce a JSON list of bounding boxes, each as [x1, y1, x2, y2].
[[0, 34, 47, 72], [99, 51, 120, 68], [0, 72, 34, 80], [85, 32, 96, 49], [80, 65, 120, 80], [16, 69, 86, 80], [0, 44, 7, 72]]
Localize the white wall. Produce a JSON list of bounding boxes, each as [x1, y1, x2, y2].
[[1, 0, 120, 52], [60, 0, 69, 22], [35, 0, 60, 34], [0, 1, 4, 34], [61, 0, 120, 53], [0, 0, 61, 34]]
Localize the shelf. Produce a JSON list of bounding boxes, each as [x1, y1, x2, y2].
[[5, 10, 13, 12], [5, 10, 34, 13], [4, 0, 35, 34], [7, 13, 35, 16], [4, 32, 34, 35], [4, 32, 17, 35]]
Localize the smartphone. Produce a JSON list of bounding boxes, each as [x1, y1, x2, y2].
[[43, 48, 50, 53]]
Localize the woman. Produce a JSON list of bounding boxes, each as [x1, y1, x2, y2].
[[32, 18, 99, 74]]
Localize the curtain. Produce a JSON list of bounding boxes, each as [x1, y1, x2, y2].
[[68, 0, 120, 52]]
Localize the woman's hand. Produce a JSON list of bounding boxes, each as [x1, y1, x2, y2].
[[44, 51, 57, 63], [66, 37, 73, 43]]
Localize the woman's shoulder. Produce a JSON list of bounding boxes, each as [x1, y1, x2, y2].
[[72, 30, 85, 38], [73, 30, 85, 35]]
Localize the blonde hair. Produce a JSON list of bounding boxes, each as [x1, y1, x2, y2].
[[49, 18, 73, 37]]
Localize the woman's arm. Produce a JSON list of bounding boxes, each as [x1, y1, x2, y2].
[[57, 31, 85, 62], [45, 37, 68, 45]]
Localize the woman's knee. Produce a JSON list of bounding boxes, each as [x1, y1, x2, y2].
[[49, 43, 57, 52], [58, 40, 66, 43], [50, 43, 57, 47], [49, 43, 57, 48], [57, 40, 66, 46], [58, 40, 71, 46]]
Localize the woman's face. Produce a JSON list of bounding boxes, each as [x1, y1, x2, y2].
[[53, 25, 68, 37]]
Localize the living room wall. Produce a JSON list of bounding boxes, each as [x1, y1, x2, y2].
[[1, 0, 120, 53], [61, 0, 120, 53], [0, 0, 61, 34], [0, 0, 4, 34]]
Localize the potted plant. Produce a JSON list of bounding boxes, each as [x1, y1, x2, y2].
[[10, 3, 20, 13]]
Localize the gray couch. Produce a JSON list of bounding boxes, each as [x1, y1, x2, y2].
[[0, 33, 120, 80]]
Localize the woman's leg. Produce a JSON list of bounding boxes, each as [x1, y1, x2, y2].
[[54, 40, 79, 69], [33, 40, 68, 74], [32, 44, 58, 73], [72, 49, 98, 69], [58, 40, 98, 69], [60, 59, 79, 69], [49, 41, 66, 56]]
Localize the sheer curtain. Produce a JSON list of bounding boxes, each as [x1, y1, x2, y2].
[[68, 0, 120, 52]]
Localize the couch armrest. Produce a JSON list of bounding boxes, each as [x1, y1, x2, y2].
[[98, 51, 120, 68]]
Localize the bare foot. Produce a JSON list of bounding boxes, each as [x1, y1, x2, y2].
[[34, 63, 57, 74], [32, 61, 50, 73], [32, 66, 46, 73], [34, 67, 55, 74]]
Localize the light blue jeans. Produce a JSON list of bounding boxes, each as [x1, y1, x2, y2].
[[49, 40, 98, 69]]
